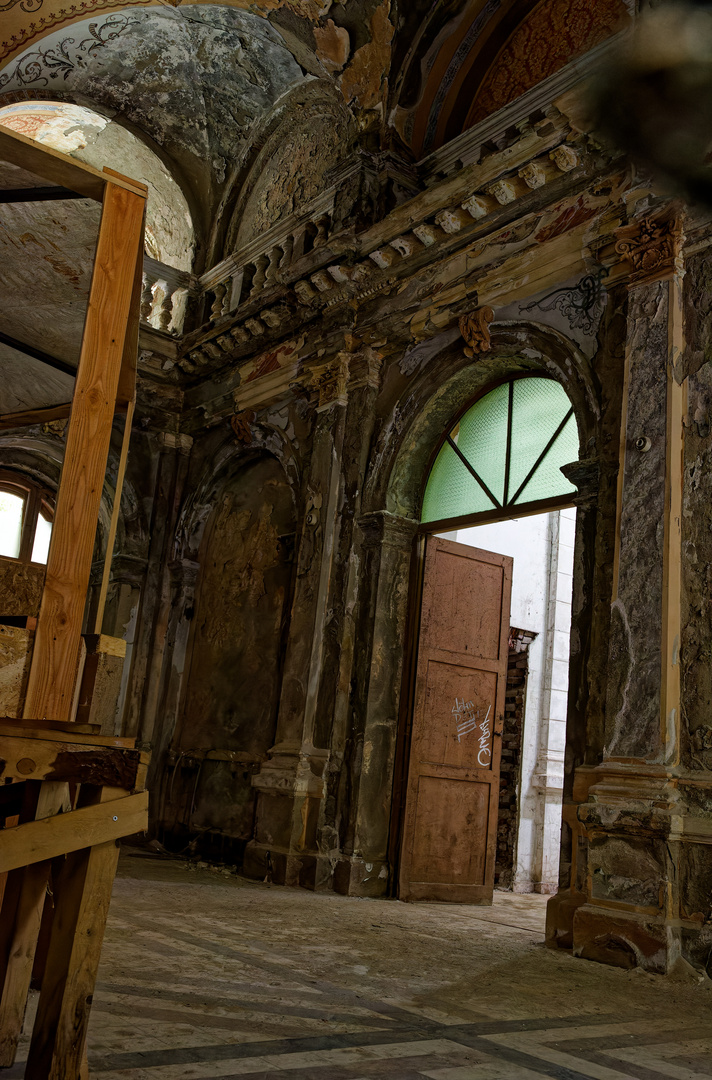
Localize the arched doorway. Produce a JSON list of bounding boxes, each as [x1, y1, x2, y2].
[[398, 373, 581, 903]]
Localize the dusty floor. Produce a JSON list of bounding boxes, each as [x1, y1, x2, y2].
[[10, 853, 712, 1079]]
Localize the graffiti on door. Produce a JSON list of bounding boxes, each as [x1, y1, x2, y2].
[[452, 697, 493, 765]]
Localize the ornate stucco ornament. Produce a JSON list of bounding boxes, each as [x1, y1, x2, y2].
[[614, 213, 682, 286], [459, 306, 495, 357]]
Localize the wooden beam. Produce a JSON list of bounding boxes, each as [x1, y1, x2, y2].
[[23, 180, 146, 722], [0, 790, 148, 874], [0, 403, 71, 432], [0, 734, 148, 788], [0, 719, 136, 748], [0, 126, 147, 203], [0, 330, 76, 377], [0, 187, 86, 204]]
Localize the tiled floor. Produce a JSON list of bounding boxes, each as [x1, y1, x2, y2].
[[10, 856, 712, 1078]]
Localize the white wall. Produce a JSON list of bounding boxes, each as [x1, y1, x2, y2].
[[454, 508, 576, 893]]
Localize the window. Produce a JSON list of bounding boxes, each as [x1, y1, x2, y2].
[[0, 473, 54, 565], [421, 377, 578, 525]]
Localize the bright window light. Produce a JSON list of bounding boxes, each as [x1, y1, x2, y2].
[[0, 490, 25, 559], [31, 511, 52, 565]]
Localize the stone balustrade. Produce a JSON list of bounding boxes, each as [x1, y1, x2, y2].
[[140, 256, 195, 336], [200, 207, 334, 326]]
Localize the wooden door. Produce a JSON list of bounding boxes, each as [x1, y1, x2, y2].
[[399, 536, 513, 904]]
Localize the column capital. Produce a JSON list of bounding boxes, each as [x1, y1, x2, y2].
[[613, 210, 684, 287]]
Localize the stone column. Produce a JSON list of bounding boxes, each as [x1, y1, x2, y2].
[[244, 345, 383, 889], [554, 211, 693, 973]]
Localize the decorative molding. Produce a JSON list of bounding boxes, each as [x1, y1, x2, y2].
[[311, 354, 350, 412], [614, 213, 682, 286], [459, 306, 495, 357], [0, 8, 147, 71], [418, 34, 620, 183], [349, 347, 383, 392]]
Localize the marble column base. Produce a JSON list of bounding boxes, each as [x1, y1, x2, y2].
[[547, 762, 712, 973]]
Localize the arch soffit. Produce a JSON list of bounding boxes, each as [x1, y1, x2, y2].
[[176, 424, 301, 563], [370, 322, 599, 522]]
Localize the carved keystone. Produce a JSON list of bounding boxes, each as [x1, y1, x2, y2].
[[459, 306, 495, 357]]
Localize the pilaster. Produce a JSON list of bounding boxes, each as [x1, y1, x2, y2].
[[243, 342, 385, 890], [547, 210, 706, 973]]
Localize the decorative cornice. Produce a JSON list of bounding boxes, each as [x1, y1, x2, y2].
[[613, 212, 683, 286]]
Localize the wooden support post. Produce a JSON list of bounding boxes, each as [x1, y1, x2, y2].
[[23, 180, 145, 723], [24, 788, 124, 1080], [0, 861, 51, 1066], [0, 782, 67, 1066]]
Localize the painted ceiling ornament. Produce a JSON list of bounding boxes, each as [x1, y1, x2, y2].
[[0, 0, 42, 11], [459, 306, 495, 357], [614, 213, 682, 286], [230, 409, 256, 446], [521, 268, 609, 336]]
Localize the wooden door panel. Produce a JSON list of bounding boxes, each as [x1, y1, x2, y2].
[[399, 536, 512, 905], [426, 547, 505, 659], [410, 776, 490, 885], [418, 660, 498, 770]]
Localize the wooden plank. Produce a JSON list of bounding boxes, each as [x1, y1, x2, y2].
[[0, 735, 147, 787], [0, 126, 147, 202], [661, 272, 685, 769], [25, 786, 125, 1080], [0, 790, 148, 874], [0, 717, 100, 735], [94, 400, 135, 635], [23, 181, 146, 723], [0, 721, 134, 748], [116, 232, 143, 409]]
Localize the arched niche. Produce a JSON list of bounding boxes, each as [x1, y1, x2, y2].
[[167, 452, 297, 861], [223, 85, 354, 256]]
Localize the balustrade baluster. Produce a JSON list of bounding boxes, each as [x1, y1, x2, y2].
[[211, 283, 227, 320], [158, 288, 174, 332], [140, 275, 154, 323]]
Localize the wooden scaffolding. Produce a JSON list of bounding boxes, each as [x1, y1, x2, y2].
[[0, 127, 149, 1077]]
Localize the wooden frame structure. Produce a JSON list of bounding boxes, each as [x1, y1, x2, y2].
[[0, 127, 149, 1078]]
